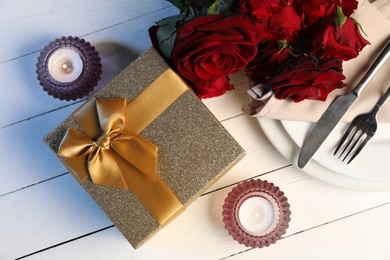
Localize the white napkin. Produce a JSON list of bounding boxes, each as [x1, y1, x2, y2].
[[242, 0, 390, 123]]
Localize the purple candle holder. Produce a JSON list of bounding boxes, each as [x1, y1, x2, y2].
[[222, 179, 291, 248], [36, 36, 102, 101]]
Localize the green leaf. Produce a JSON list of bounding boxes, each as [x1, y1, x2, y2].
[[158, 31, 177, 59], [208, 0, 221, 14], [155, 14, 183, 58], [333, 5, 347, 28]]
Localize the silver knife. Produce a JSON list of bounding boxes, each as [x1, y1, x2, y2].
[[298, 38, 390, 168]]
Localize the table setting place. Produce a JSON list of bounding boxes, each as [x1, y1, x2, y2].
[[2, 0, 390, 259]]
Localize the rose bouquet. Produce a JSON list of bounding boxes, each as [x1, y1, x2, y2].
[[149, 0, 369, 101]]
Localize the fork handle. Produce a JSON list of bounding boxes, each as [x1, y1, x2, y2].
[[371, 86, 390, 115], [353, 38, 390, 96]]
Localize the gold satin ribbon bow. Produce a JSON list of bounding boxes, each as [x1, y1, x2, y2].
[[58, 69, 188, 224]]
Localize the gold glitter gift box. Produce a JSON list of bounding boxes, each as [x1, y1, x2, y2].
[[44, 48, 245, 248]]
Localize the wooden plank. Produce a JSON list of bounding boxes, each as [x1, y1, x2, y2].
[[3, 98, 388, 259], [17, 166, 390, 259], [2, 1, 389, 259], [0, 112, 287, 258], [230, 203, 390, 259], [209, 115, 290, 191], [0, 0, 251, 129], [0, 5, 183, 194], [1, 111, 389, 258], [0, 0, 175, 63], [0, 101, 288, 196], [137, 167, 390, 259], [0, 174, 112, 260], [0, 111, 291, 257], [0, 103, 77, 195], [25, 227, 134, 260], [0, 5, 177, 128]]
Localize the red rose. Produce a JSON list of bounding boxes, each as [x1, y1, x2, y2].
[[269, 57, 346, 102], [263, 4, 301, 41], [172, 14, 259, 98], [295, 0, 338, 30], [340, 0, 358, 16], [236, 0, 292, 20], [309, 17, 370, 61], [192, 76, 234, 99], [246, 41, 293, 83]]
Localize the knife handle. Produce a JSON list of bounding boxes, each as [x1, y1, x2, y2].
[[353, 38, 390, 96]]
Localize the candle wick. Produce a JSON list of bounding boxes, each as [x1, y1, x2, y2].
[[62, 61, 74, 74]]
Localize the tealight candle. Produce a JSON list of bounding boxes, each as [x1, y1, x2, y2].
[[47, 48, 84, 83], [222, 179, 291, 248], [238, 196, 275, 234], [36, 36, 102, 101]]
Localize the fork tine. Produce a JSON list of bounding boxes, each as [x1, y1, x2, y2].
[[338, 128, 359, 159], [334, 125, 356, 155], [347, 135, 372, 164], [333, 85, 390, 164], [341, 130, 364, 162]]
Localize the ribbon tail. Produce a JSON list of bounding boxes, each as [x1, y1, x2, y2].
[[88, 148, 128, 189], [111, 133, 158, 180], [111, 133, 182, 224], [119, 157, 184, 225]]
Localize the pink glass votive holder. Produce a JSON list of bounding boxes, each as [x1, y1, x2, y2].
[[222, 179, 291, 248]]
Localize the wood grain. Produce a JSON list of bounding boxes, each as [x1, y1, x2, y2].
[[1, 0, 390, 259]]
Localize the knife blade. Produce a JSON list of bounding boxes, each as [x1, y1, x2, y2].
[[298, 38, 390, 168]]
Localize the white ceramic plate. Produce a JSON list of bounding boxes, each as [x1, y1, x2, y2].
[[258, 118, 390, 191]]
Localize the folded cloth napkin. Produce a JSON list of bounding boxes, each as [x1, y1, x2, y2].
[[242, 0, 390, 123]]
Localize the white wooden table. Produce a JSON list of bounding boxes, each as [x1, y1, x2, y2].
[[1, 1, 390, 259]]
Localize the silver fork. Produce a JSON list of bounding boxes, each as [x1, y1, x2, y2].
[[334, 85, 390, 164]]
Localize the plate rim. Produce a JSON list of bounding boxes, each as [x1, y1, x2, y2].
[[257, 117, 390, 191]]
